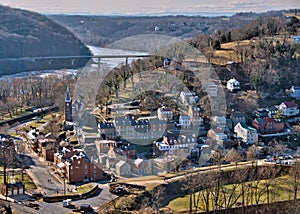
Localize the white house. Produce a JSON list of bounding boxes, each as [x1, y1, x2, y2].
[[290, 86, 300, 100], [157, 106, 173, 121], [234, 122, 258, 144], [278, 102, 299, 117], [180, 91, 198, 106], [154, 26, 160, 31], [227, 78, 240, 92], [154, 141, 194, 155], [178, 115, 191, 129]]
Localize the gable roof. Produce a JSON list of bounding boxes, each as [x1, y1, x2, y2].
[[116, 160, 128, 168], [238, 122, 257, 132], [291, 86, 300, 90], [281, 101, 298, 108], [227, 78, 239, 84]]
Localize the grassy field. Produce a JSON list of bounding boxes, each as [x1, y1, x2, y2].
[[166, 174, 300, 213], [20, 112, 62, 132], [0, 106, 35, 121], [0, 173, 36, 190], [208, 40, 252, 65], [75, 183, 96, 194]]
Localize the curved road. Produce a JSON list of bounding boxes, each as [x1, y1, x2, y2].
[[4, 133, 116, 214]]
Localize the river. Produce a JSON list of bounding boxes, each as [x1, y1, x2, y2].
[[0, 46, 148, 80]]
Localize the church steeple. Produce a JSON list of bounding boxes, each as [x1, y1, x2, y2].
[[65, 87, 72, 122], [65, 86, 71, 103]]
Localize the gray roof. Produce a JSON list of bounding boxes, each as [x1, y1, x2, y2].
[[65, 87, 71, 102]]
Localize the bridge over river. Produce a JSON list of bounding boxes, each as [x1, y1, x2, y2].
[[0, 54, 153, 69]]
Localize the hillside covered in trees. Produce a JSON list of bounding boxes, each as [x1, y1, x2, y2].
[[0, 6, 91, 76], [49, 10, 287, 46], [197, 12, 300, 94]]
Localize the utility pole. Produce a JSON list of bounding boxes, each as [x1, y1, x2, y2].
[[63, 176, 66, 200]]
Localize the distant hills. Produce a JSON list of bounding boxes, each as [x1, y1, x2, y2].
[[0, 6, 91, 76], [49, 10, 288, 46], [0, 6, 297, 76]]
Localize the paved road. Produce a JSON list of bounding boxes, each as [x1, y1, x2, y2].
[[4, 132, 117, 214], [7, 183, 116, 214], [14, 134, 65, 196], [70, 183, 116, 211]]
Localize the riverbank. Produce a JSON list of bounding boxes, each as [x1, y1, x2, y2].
[[0, 106, 58, 127]]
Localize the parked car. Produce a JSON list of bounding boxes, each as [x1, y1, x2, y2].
[[73, 204, 93, 212], [264, 158, 272, 162], [62, 199, 72, 207]]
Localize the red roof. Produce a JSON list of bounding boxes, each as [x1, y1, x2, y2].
[[264, 117, 275, 123], [282, 102, 298, 108]]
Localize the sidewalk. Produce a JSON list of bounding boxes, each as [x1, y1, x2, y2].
[[0, 194, 16, 203], [25, 168, 45, 195]]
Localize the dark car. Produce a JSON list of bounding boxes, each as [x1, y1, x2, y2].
[[74, 204, 93, 212]]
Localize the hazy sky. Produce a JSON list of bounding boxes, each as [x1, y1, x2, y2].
[[0, 0, 299, 15]]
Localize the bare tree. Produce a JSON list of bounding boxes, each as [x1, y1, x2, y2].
[[289, 161, 300, 202], [181, 174, 197, 214], [218, 169, 243, 212], [0, 124, 10, 135], [149, 185, 166, 212], [225, 148, 242, 168], [193, 172, 218, 213], [246, 145, 257, 166], [211, 149, 223, 168], [264, 166, 280, 205], [43, 114, 63, 139]]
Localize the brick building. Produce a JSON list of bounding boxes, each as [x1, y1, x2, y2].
[[37, 138, 56, 161], [54, 147, 103, 183], [95, 140, 117, 154], [252, 118, 284, 134]]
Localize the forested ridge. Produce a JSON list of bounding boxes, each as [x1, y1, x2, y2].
[[49, 10, 290, 46], [0, 5, 91, 75]]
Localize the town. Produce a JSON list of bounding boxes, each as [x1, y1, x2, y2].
[[1, 55, 300, 213], [0, 5, 300, 214]]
